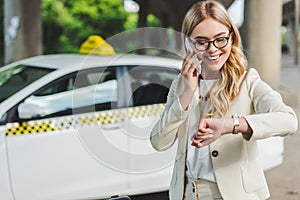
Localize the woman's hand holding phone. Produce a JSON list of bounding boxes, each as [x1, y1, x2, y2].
[[185, 37, 202, 75], [181, 37, 202, 92], [179, 37, 202, 110]]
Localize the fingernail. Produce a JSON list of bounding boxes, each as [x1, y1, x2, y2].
[[208, 129, 214, 134], [208, 134, 214, 138]]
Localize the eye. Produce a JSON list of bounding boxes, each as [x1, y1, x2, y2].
[[216, 37, 225, 42], [196, 40, 208, 46], [215, 37, 227, 42]]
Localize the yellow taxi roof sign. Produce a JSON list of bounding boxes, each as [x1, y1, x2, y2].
[[79, 35, 115, 56]]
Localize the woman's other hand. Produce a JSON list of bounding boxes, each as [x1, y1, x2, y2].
[[192, 117, 231, 148]]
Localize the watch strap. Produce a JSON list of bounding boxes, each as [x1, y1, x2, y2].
[[231, 114, 240, 134]]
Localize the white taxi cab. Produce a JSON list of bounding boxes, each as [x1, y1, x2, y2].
[[0, 52, 182, 200], [0, 37, 285, 199]]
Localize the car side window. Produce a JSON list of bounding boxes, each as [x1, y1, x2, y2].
[[127, 66, 179, 106], [35, 74, 76, 96], [15, 67, 117, 121]]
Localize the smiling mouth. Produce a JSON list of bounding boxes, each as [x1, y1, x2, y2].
[[207, 54, 221, 61]]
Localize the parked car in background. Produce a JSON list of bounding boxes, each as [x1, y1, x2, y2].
[[0, 52, 182, 199], [0, 49, 285, 199]]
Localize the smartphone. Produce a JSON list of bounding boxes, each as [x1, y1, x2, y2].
[[185, 37, 194, 52], [185, 37, 202, 74]]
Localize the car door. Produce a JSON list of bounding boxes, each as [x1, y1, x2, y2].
[[3, 66, 131, 200], [125, 65, 180, 193]]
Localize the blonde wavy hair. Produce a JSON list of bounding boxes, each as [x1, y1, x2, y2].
[[181, 0, 248, 118]]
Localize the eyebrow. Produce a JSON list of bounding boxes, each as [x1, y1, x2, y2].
[[194, 31, 229, 40]]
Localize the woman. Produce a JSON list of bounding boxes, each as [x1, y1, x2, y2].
[[150, 1, 298, 200]]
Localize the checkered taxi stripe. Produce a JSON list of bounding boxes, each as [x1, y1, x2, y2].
[[5, 104, 165, 136]]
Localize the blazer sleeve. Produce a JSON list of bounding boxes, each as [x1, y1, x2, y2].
[[243, 68, 298, 141], [150, 74, 192, 151]]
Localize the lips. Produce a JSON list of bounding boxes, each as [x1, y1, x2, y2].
[[203, 54, 222, 64], [207, 54, 221, 61]]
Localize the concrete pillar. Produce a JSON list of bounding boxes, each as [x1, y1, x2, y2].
[[4, 0, 42, 64], [244, 0, 282, 88], [286, 20, 296, 57], [294, 0, 299, 64]]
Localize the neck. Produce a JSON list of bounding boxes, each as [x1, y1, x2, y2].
[[200, 72, 220, 80], [200, 64, 221, 80]]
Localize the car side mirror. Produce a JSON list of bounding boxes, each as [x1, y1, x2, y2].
[[18, 101, 44, 119]]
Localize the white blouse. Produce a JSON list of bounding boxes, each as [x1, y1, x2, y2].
[[186, 78, 218, 182]]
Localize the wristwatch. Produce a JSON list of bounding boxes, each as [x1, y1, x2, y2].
[[231, 114, 240, 134]]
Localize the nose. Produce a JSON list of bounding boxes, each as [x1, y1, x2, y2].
[[206, 42, 218, 52]]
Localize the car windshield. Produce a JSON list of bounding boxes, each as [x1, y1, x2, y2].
[[0, 65, 53, 103]]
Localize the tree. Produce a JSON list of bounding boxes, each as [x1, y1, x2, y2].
[[42, 0, 131, 54], [3, 0, 42, 64], [0, 0, 4, 65]]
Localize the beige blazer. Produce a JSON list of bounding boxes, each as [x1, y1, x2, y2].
[[150, 68, 298, 200]]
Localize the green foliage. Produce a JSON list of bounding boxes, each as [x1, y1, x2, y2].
[[124, 13, 138, 30], [147, 14, 161, 27], [0, 0, 4, 65], [42, 0, 136, 54], [0, 0, 162, 63]]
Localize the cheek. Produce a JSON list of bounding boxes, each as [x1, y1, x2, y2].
[[222, 46, 231, 62]]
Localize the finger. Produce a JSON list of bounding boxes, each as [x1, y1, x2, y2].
[[191, 138, 202, 147], [193, 133, 214, 141], [184, 59, 199, 76], [186, 50, 196, 60], [191, 129, 214, 142], [191, 55, 200, 65], [187, 54, 199, 69], [184, 52, 199, 66], [195, 59, 202, 74], [181, 63, 196, 78], [191, 137, 214, 148], [196, 137, 214, 148], [182, 53, 195, 73], [183, 51, 195, 65], [198, 118, 207, 130], [197, 127, 214, 136], [181, 59, 192, 75]]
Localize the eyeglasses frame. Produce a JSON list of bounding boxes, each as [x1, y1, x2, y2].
[[189, 32, 232, 51]]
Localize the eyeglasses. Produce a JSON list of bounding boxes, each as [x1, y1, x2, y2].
[[189, 33, 231, 51]]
